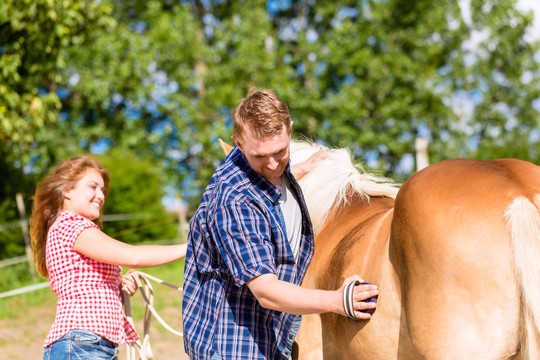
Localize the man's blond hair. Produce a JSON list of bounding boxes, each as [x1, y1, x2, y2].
[[232, 88, 291, 141]]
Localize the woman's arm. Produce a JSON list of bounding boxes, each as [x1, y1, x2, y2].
[[73, 227, 187, 268]]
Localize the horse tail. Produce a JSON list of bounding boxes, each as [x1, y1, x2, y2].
[[504, 195, 540, 360]]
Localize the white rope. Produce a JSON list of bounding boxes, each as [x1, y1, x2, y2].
[[122, 271, 183, 360]]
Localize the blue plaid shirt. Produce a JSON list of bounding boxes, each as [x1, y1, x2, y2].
[[182, 146, 315, 360]]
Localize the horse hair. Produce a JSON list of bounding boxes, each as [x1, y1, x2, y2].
[[290, 140, 400, 234], [504, 195, 540, 360]]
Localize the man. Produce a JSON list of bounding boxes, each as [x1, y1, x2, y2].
[[182, 89, 378, 360]]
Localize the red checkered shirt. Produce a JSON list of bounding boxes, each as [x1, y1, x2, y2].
[[43, 210, 139, 346]]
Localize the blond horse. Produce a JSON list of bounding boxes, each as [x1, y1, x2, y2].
[[291, 141, 540, 360]]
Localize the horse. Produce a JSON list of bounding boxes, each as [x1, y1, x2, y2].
[[289, 141, 540, 360]]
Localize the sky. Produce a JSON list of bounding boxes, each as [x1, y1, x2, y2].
[[516, 0, 540, 40]]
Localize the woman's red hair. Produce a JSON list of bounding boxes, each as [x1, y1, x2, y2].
[[30, 156, 110, 278]]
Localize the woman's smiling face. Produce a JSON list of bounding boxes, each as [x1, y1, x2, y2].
[[63, 169, 106, 221]]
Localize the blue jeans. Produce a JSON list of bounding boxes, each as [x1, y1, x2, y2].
[[42, 329, 119, 360]]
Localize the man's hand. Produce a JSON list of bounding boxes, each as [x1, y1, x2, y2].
[[338, 276, 378, 320], [247, 272, 378, 318]]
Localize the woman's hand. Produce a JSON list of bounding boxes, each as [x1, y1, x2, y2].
[[122, 269, 139, 296]]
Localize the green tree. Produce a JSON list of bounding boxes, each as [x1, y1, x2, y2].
[[98, 150, 179, 245], [0, 0, 116, 171], [464, 0, 540, 161], [268, 0, 540, 176], [2, 0, 539, 213], [0, 150, 34, 259]]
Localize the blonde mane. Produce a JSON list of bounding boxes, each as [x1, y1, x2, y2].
[[290, 140, 400, 234]]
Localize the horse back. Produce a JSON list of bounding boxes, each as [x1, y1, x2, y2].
[[391, 158, 540, 359]]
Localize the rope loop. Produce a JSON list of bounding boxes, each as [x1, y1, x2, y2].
[[122, 271, 183, 360]]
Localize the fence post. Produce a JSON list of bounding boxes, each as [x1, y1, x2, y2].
[[415, 137, 429, 172], [16, 193, 36, 279]]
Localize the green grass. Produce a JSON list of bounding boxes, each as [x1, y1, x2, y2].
[[0, 260, 55, 319], [0, 281, 56, 319], [0, 261, 43, 292]]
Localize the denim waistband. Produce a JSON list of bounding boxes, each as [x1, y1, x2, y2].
[[63, 329, 118, 348], [97, 335, 118, 349]]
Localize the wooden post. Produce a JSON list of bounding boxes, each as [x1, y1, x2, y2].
[[16, 193, 36, 279], [415, 137, 429, 172]]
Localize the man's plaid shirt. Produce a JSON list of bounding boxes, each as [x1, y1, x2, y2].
[[182, 146, 314, 359]]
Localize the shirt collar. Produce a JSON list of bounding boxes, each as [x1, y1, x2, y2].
[[228, 146, 292, 203]]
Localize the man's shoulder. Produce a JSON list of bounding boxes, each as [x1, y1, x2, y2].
[[199, 166, 253, 209], [202, 148, 276, 209]]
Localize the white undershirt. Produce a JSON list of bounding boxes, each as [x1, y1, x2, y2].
[[278, 175, 303, 261]]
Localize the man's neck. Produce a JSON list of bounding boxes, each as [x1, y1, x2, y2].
[[268, 176, 282, 186]]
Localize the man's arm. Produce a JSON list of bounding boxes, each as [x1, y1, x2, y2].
[[247, 273, 378, 320]]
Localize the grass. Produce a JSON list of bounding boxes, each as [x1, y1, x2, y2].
[[1, 259, 187, 359], [0, 261, 54, 319], [0, 261, 43, 291]]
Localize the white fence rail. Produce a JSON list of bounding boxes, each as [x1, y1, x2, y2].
[[0, 282, 50, 299], [0, 256, 28, 268]]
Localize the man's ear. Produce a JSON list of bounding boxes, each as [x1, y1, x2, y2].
[[231, 136, 244, 153]]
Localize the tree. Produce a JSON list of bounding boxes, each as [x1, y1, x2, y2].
[[1, 1, 118, 259], [464, 0, 540, 161], [2, 0, 539, 213], [0, 0, 117, 172], [98, 150, 178, 245], [266, 0, 540, 177]]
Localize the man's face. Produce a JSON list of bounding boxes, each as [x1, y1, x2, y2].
[[233, 124, 292, 185]]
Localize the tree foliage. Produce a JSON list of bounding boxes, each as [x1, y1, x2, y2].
[[1, 0, 539, 252], [98, 150, 178, 245]]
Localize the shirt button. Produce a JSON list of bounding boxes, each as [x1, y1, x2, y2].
[[288, 334, 294, 340]]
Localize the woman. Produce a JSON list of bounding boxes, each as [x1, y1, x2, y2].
[[30, 155, 186, 360]]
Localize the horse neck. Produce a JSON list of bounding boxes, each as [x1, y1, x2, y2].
[[315, 195, 395, 246], [309, 195, 396, 288]]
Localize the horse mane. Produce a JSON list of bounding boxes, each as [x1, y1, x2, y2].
[[290, 140, 400, 234]]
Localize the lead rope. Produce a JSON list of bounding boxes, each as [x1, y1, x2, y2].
[[122, 271, 183, 360]]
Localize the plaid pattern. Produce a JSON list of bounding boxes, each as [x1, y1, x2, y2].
[[182, 147, 315, 360], [43, 210, 139, 346]]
